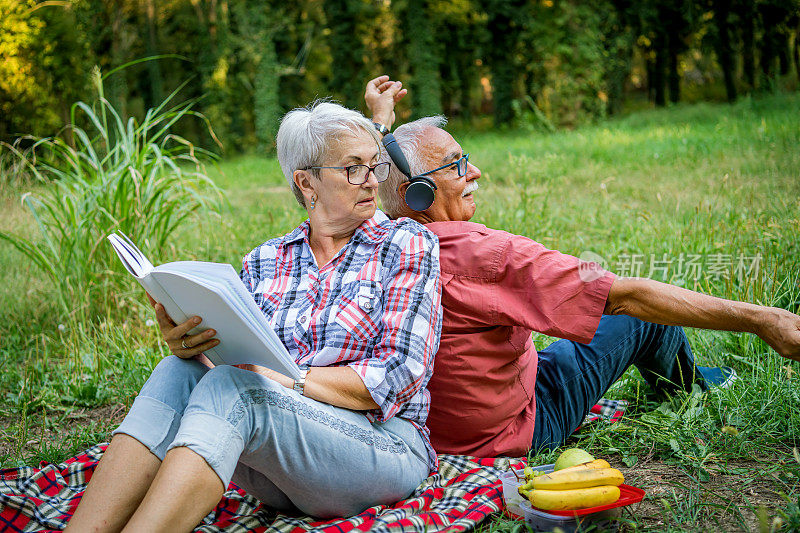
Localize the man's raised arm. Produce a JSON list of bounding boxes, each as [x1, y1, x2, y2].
[[364, 75, 407, 131]]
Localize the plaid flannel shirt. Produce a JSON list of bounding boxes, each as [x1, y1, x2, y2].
[[240, 210, 442, 469]]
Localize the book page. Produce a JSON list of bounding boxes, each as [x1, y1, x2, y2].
[[150, 271, 300, 378], [107, 232, 194, 336], [160, 262, 288, 355]]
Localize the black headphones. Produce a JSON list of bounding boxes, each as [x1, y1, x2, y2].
[[382, 133, 437, 211]]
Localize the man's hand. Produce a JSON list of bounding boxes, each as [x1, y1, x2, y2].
[[147, 293, 220, 359], [754, 307, 800, 361], [365, 75, 407, 130]]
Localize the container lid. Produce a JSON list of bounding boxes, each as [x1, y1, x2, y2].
[[540, 484, 645, 516]]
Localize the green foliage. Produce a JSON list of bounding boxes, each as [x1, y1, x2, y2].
[[776, 491, 800, 531], [0, 71, 222, 322], [511, 95, 556, 133], [522, 0, 610, 127], [323, 0, 371, 109], [2, 0, 800, 145], [401, 0, 443, 118], [0, 0, 89, 138], [484, 0, 526, 126], [0, 138, 39, 192], [231, 3, 280, 152]]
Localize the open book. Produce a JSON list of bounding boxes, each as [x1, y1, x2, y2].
[[108, 232, 301, 379]]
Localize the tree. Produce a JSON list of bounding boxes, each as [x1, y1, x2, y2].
[[709, 0, 738, 102], [0, 0, 92, 139], [323, 0, 369, 109], [603, 0, 638, 115], [635, 0, 700, 106], [142, 0, 164, 108], [733, 0, 758, 90], [400, 0, 443, 118], [757, 0, 795, 84], [231, 2, 279, 151], [484, 0, 525, 126], [794, 12, 800, 83]]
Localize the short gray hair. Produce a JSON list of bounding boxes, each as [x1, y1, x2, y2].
[[377, 116, 448, 218], [277, 100, 381, 208]]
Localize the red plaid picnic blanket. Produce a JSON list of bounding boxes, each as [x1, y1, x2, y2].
[[0, 400, 627, 532], [0, 444, 524, 533], [582, 398, 628, 425]]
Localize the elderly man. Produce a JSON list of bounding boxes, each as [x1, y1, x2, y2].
[[364, 76, 800, 458]]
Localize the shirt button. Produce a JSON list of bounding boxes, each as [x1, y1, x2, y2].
[[299, 315, 307, 324]]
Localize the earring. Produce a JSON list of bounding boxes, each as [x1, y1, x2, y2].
[[309, 195, 317, 210]]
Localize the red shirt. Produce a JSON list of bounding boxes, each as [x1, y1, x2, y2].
[[425, 221, 615, 457]]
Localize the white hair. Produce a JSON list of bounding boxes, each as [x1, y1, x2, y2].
[[277, 100, 381, 207], [377, 115, 448, 218]]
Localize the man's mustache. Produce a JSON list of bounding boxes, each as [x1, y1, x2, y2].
[[462, 182, 479, 197]]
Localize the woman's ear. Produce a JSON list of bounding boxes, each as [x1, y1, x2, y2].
[[293, 169, 317, 206]]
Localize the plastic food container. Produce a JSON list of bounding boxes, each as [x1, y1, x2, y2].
[[499, 464, 645, 533]]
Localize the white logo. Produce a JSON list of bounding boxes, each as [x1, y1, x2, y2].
[[578, 251, 608, 282]]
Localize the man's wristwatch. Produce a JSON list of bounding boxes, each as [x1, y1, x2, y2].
[[293, 368, 308, 396], [373, 121, 390, 136]]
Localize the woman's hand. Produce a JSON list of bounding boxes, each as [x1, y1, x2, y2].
[[147, 294, 220, 359], [364, 75, 407, 130]]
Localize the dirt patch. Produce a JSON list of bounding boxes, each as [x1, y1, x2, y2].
[[0, 403, 128, 462], [617, 456, 794, 532]]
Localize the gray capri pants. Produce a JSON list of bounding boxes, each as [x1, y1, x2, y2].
[[113, 355, 430, 518]]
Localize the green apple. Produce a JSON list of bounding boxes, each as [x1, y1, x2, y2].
[[553, 448, 595, 471]]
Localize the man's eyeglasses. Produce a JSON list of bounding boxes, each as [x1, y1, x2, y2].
[[416, 153, 470, 178], [303, 162, 391, 185]]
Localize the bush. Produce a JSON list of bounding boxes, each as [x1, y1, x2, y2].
[[0, 69, 222, 322]]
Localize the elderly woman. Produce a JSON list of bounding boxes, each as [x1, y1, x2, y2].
[[66, 102, 442, 532]]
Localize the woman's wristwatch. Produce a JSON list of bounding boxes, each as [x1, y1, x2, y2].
[[293, 368, 308, 396], [373, 121, 390, 136]]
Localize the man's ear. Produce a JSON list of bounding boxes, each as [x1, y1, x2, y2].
[[293, 169, 317, 205], [397, 181, 410, 207]]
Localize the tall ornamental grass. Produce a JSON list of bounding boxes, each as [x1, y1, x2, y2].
[[0, 69, 223, 322]]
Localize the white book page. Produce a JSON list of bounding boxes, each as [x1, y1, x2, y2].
[[149, 270, 300, 378], [160, 262, 289, 357], [157, 263, 288, 354], [108, 232, 300, 378], [107, 233, 182, 320]]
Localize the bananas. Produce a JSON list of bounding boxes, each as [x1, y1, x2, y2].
[[553, 458, 610, 474], [531, 466, 624, 491], [528, 485, 621, 511], [517, 451, 625, 511]]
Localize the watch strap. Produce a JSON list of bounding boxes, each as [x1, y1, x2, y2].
[[293, 368, 309, 395], [373, 121, 390, 136]]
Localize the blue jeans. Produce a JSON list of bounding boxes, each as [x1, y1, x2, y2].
[[113, 356, 430, 518], [531, 315, 710, 451]]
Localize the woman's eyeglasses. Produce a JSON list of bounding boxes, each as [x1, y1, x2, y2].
[[303, 162, 391, 185]]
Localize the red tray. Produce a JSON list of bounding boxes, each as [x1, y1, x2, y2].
[[538, 484, 645, 516]]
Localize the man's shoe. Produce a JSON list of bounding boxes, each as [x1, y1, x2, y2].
[[697, 366, 738, 390]]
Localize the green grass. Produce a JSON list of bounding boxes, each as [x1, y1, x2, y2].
[[1, 92, 800, 531]]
